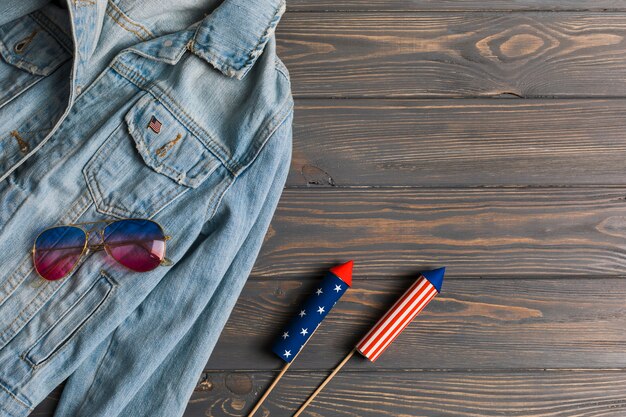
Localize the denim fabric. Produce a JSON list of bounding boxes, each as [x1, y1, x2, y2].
[[0, 0, 292, 416]]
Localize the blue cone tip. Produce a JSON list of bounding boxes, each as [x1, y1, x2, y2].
[[421, 267, 445, 292]]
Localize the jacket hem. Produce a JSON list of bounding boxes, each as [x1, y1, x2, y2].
[[0, 381, 30, 417]]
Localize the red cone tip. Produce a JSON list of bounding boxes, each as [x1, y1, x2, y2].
[[329, 260, 353, 287]]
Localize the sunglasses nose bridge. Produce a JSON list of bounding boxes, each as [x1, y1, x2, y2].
[[86, 230, 106, 251]]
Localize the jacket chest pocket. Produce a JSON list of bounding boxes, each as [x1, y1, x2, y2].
[[84, 92, 223, 219]]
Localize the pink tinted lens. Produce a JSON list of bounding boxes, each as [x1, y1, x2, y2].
[[34, 226, 87, 281], [103, 219, 165, 272]]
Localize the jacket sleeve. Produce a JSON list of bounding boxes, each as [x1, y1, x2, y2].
[[52, 111, 293, 417]]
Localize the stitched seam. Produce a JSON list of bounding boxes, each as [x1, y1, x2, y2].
[[22, 273, 111, 364], [238, 94, 293, 173], [0, 258, 31, 306], [133, 132, 193, 183], [0, 77, 41, 109], [274, 57, 290, 82], [0, 62, 38, 91], [24, 274, 117, 368], [188, 38, 233, 75], [13, 16, 70, 75], [205, 170, 235, 220], [0, 381, 30, 411], [111, 59, 236, 172], [153, 95, 232, 169], [127, 108, 184, 180], [0, 23, 65, 76], [247, 106, 293, 175], [73, 0, 96, 6], [105, 0, 153, 40], [83, 123, 187, 218], [189, 0, 284, 78], [127, 41, 188, 65], [113, 51, 292, 176], [141, 185, 190, 220], [107, 0, 153, 38], [1, 271, 69, 344], [129, 98, 210, 185], [74, 66, 141, 117], [10, 93, 65, 149], [235, 0, 285, 73], [105, 9, 148, 42], [146, 185, 192, 219], [83, 122, 123, 216], [207, 109, 292, 220], [113, 60, 226, 160], [6, 84, 63, 141], [85, 126, 148, 217], [105, 1, 153, 42]]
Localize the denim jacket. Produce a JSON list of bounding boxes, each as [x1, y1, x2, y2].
[[0, 0, 292, 415]]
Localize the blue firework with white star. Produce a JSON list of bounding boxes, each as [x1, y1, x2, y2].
[[272, 262, 353, 363]]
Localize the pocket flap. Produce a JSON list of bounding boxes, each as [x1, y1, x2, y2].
[[125, 93, 222, 188], [0, 15, 70, 76]]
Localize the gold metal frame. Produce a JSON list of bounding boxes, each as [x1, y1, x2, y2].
[[32, 217, 172, 281]]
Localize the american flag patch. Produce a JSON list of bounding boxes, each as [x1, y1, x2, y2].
[[148, 116, 162, 134]]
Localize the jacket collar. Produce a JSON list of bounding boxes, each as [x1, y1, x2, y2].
[[189, 0, 285, 79], [65, 0, 285, 82]]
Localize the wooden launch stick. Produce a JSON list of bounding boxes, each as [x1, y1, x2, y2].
[[291, 268, 445, 417], [247, 361, 292, 417], [292, 348, 356, 417], [247, 261, 354, 417]]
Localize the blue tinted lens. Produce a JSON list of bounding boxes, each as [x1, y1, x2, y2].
[[34, 226, 87, 280]]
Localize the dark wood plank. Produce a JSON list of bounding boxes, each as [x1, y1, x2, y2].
[[206, 278, 626, 370], [289, 99, 626, 187], [253, 188, 626, 278], [35, 370, 626, 416], [278, 13, 626, 98], [289, 0, 626, 12], [186, 370, 626, 416], [30, 387, 62, 416]]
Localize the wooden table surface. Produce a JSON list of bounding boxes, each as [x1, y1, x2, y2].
[[33, 1, 626, 416]]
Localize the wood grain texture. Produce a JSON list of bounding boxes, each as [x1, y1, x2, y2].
[[252, 188, 626, 279], [32, 370, 626, 416], [289, 99, 626, 187], [289, 0, 626, 12], [184, 371, 626, 416], [206, 278, 626, 370], [278, 13, 626, 98]]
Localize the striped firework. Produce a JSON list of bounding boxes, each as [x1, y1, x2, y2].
[[290, 268, 445, 417], [356, 268, 444, 362]]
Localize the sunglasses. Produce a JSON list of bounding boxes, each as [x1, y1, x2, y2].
[[32, 218, 172, 281]]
